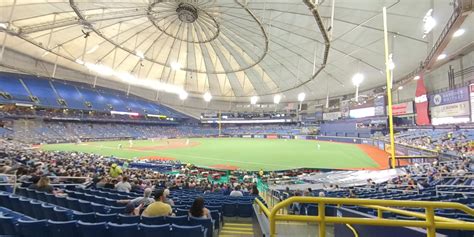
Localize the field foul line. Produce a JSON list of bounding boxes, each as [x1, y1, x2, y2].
[[85, 144, 290, 168]]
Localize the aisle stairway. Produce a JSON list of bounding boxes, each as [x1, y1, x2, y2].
[[220, 222, 255, 237]]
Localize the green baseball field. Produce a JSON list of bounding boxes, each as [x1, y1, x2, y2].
[[40, 138, 388, 171]]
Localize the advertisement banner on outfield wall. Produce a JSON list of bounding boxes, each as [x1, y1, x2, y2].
[[323, 111, 341, 121], [253, 134, 265, 138], [390, 101, 414, 115], [430, 101, 470, 118], [242, 135, 252, 138], [266, 134, 278, 139], [280, 135, 292, 139], [429, 86, 469, 107], [374, 95, 386, 116], [470, 84, 474, 122]]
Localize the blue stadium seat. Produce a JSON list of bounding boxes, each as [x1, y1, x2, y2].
[[47, 220, 79, 237], [139, 223, 171, 237], [209, 210, 221, 229], [95, 213, 117, 223], [0, 192, 11, 209], [107, 222, 138, 236], [175, 208, 188, 216], [237, 202, 253, 217], [77, 221, 107, 237], [141, 216, 167, 225], [78, 200, 93, 213], [66, 198, 81, 211], [0, 215, 16, 235], [171, 224, 205, 237], [118, 214, 140, 224], [53, 207, 70, 221], [91, 203, 107, 213], [167, 215, 189, 226], [30, 200, 45, 219], [17, 219, 48, 237], [223, 202, 237, 217], [41, 203, 56, 220], [189, 216, 214, 237], [72, 211, 96, 223], [108, 206, 126, 214]]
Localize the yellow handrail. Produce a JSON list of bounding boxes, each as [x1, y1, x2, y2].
[[255, 197, 474, 237]]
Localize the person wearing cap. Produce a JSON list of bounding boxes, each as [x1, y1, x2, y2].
[[142, 189, 173, 217], [109, 163, 122, 178]]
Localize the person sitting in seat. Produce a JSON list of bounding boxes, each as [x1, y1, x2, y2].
[[189, 197, 211, 219], [229, 185, 243, 197], [28, 176, 54, 193], [142, 189, 173, 217], [117, 188, 154, 207]]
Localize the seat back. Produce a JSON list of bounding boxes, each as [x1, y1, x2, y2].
[[95, 213, 118, 223], [0, 214, 15, 235], [118, 214, 141, 224], [167, 215, 189, 226], [17, 219, 48, 237], [73, 211, 96, 223], [171, 224, 204, 237], [77, 221, 107, 237], [139, 223, 171, 237], [189, 217, 214, 237], [47, 220, 79, 237], [107, 222, 139, 236], [141, 216, 167, 225]]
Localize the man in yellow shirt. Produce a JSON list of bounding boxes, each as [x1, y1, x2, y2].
[[109, 163, 122, 178], [142, 189, 172, 217]]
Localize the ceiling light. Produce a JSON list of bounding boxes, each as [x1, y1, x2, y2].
[[171, 61, 181, 71], [250, 96, 258, 105], [422, 9, 436, 38], [273, 95, 282, 104], [135, 50, 144, 59], [75, 59, 84, 65], [388, 53, 395, 70], [0, 23, 8, 29], [453, 28, 465, 37], [85, 63, 113, 76], [413, 75, 420, 80], [86, 45, 99, 54], [41, 51, 50, 57], [179, 91, 188, 100], [352, 73, 364, 86], [298, 92, 306, 102], [437, 54, 447, 60], [203, 92, 212, 102], [398, 86, 403, 90]]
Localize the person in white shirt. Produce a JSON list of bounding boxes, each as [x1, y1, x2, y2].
[[229, 186, 243, 197], [115, 176, 132, 193]]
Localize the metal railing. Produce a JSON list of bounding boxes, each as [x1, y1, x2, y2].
[[254, 196, 474, 237], [436, 185, 474, 196]]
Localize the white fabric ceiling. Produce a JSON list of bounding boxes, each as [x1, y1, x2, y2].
[[0, 0, 470, 103]]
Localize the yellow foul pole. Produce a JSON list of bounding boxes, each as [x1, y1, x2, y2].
[[383, 7, 396, 168]]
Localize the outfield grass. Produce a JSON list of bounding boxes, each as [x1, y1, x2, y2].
[[41, 138, 379, 171]]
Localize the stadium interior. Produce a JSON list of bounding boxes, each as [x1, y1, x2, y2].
[[0, 0, 474, 237]]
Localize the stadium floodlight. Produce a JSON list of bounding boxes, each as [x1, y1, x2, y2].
[[179, 91, 188, 100], [398, 86, 403, 90], [351, 73, 364, 86], [453, 28, 465, 37], [0, 23, 7, 29], [111, 111, 139, 116], [413, 75, 420, 80], [273, 94, 281, 104], [203, 92, 212, 102], [388, 53, 395, 70], [297, 92, 306, 102], [86, 45, 100, 54], [171, 61, 182, 71], [75, 59, 85, 65], [437, 53, 447, 60], [422, 9, 436, 38], [85, 63, 113, 76], [135, 50, 145, 59], [352, 73, 364, 102], [250, 96, 258, 105]]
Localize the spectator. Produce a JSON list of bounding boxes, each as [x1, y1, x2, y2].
[[189, 197, 211, 219], [142, 189, 173, 217], [230, 185, 243, 197], [163, 188, 175, 206], [117, 188, 154, 207], [251, 185, 259, 195], [109, 163, 122, 178], [115, 176, 132, 193], [28, 176, 54, 193]]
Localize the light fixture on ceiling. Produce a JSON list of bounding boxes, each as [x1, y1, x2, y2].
[[135, 50, 144, 59], [75, 59, 85, 65], [413, 75, 420, 80], [453, 28, 465, 37], [41, 51, 50, 57], [422, 9, 436, 38], [388, 53, 395, 70], [398, 86, 403, 90], [86, 45, 100, 54], [273, 94, 281, 104], [297, 92, 306, 102], [81, 29, 91, 39], [0, 23, 8, 29], [203, 92, 212, 102], [85, 63, 113, 76], [437, 53, 447, 60], [352, 73, 364, 102], [250, 96, 258, 105], [171, 61, 182, 71], [179, 91, 188, 100]]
